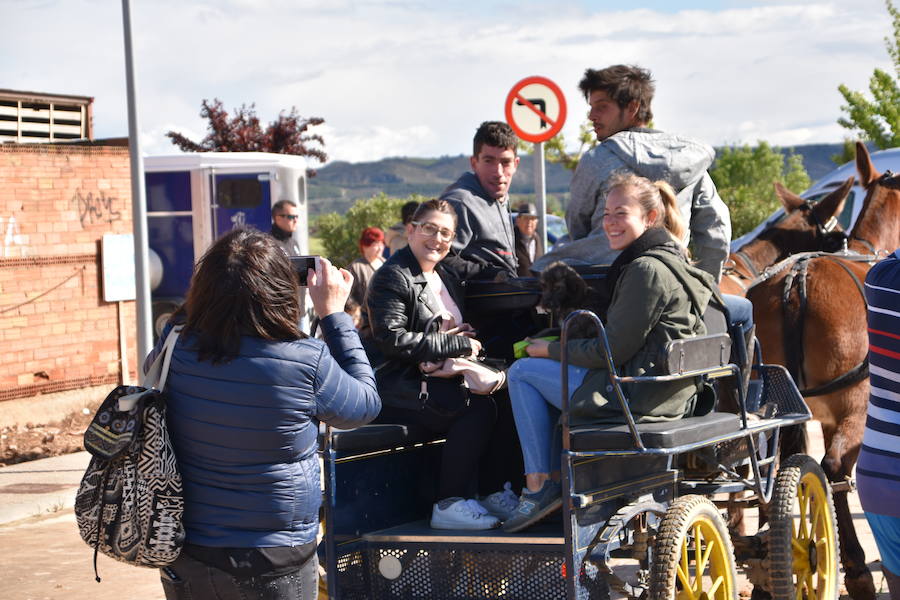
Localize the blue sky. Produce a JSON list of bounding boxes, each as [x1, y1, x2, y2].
[[3, 0, 894, 164]]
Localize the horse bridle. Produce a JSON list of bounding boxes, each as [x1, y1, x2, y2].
[[847, 169, 898, 257], [724, 198, 841, 291], [796, 199, 840, 243]]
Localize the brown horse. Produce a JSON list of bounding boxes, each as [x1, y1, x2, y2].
[[747, 142, 900, 600], [717, 179, 852, 540], [720, 178, 853, 296]]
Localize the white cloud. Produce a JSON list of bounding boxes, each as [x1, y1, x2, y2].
[[1, 0, 894, 163]]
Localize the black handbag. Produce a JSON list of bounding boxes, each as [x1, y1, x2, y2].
[[376, 314, 470, 416], [419, 374, 470, 417]]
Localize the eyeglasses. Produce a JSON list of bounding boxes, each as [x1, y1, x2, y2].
[[277, 214, 299, 221], [412, 221, 456, 241]]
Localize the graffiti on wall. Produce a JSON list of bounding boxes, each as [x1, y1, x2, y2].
[[2, 215, 29, 257], [72, 190, 122, 227]]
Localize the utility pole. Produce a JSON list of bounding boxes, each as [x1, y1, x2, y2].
[[121, 0, 153, 361]]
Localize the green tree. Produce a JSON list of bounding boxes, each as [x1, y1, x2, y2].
[[313, 193, 427, 267], [831, 139, 857, 166], [518, 122, 598, 171], [711, 142, 811, 238], [836, 0, 900, 149]]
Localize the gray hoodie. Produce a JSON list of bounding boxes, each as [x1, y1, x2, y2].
[[533, 128, 731, 281], [440, 171, 518, 275]]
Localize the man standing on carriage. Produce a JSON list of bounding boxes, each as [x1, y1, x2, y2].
[[532, 64, 731, 283], [436, 121, 529, 498], [439, 121, 520, 277]]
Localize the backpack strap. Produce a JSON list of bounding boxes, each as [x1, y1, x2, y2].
[[141, 325, 183, 390]]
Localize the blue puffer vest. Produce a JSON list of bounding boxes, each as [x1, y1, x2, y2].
[[154, 313, 379, 548]]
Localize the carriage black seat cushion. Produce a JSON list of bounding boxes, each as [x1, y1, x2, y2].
[[327, 423, 441, 453], [571, 412, 741, 451]]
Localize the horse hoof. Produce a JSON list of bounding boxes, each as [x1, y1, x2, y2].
[[844, 571, 876, 600]]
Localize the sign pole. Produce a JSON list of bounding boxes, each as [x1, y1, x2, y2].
[[533, 141, 547, 250], [121, 0, 153, 361], [504, 75, 566, 252]]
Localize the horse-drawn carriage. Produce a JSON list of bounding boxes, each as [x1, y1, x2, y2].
[[318, 268, 839, 600]]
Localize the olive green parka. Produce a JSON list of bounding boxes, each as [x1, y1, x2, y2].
[[547, 240, 720, 424]]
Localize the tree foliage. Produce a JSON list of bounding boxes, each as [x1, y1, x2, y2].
[[167, 99, 327, 175], [313, 193, 428, 268], [837, 0, 900, 149], [518, 122, 598, 172], [710, 142, 811, 238]]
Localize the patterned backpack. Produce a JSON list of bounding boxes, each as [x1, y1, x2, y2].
[[74, 326, 184, 581]]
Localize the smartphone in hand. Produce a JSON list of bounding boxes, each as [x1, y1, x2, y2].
[[290, 255, 321, 287]]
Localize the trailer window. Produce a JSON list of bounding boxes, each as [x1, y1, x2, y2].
[[216, 176, 263, 208], [146, 172, 191, 212]]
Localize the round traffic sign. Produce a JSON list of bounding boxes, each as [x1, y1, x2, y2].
[[504, 76, 567, 143]]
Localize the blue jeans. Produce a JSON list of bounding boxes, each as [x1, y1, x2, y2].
[[722, 294, 754, 335], [507, 357, 589, 475]]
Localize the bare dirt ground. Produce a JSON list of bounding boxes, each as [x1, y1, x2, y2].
[[0, 405, 95, 466]]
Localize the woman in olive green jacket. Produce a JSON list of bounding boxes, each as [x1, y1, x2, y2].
[[503, 172, 720, 533]]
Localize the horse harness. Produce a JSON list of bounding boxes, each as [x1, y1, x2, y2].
[[724, 199, 841, 293], [779, 251, 876, 397]]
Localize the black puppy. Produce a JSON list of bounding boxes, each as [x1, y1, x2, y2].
[[537, 262, 608, 340]]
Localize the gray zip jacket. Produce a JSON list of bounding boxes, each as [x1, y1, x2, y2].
[[533, 128, 731, 281], [440, 172, 518, 276]]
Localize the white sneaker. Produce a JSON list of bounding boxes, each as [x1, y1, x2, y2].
[[481, 482, 519, 521], [430, 497, 500, 530]]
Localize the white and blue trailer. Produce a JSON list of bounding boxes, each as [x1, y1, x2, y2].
[[144, 152, 309, 334]]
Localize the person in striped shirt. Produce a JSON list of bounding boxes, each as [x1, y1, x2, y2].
[[860, 248, 900, 599]]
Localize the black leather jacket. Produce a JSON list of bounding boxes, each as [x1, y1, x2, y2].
[[367, 246, 478, 409]]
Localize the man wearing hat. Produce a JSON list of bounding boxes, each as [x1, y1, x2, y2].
[[514, 203, 543, 276]]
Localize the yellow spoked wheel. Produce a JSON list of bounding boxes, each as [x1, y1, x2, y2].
[[768, 454, 839, 600], [650, 495, 738, 600]]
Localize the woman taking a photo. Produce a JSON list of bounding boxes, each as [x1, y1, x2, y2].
[[367, 199, 511, 530], [149, 228, 380, 600], [503, 173, 721, 533]]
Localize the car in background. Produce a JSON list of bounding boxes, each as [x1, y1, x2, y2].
[[730, 147, 900, 251]]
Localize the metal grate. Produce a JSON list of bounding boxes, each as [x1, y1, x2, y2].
[[335, 544, 570, 599], [759, 364, 809, 417]]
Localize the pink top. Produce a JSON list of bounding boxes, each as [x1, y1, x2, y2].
[[422, 271, 463, 331]]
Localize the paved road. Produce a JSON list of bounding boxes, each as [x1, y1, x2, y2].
[[0, 423, 891, 599], [0, 511, 162, 600]]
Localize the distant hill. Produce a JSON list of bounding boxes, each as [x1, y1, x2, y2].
[[308, 142, 849, 217]]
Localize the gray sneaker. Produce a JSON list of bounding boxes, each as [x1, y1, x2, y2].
[[480, 482, 519, 521], [430, 497, 501, 530], [502, 480, 562, 533]]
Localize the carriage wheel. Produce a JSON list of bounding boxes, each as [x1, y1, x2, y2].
[[767, 454, 839, 600], [649, 495, 738, 600]]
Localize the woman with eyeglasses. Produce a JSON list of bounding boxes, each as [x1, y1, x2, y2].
[[367, 199, 512, 530]]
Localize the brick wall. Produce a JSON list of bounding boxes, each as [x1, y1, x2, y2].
[[0, 144, 137, 402]]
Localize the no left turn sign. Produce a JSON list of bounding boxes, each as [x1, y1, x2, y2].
[[504, 76, 567, 143]]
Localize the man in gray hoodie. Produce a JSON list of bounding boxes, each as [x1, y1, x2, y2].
[[533, 65, 731, 281], [440, 121, 520, 277]]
